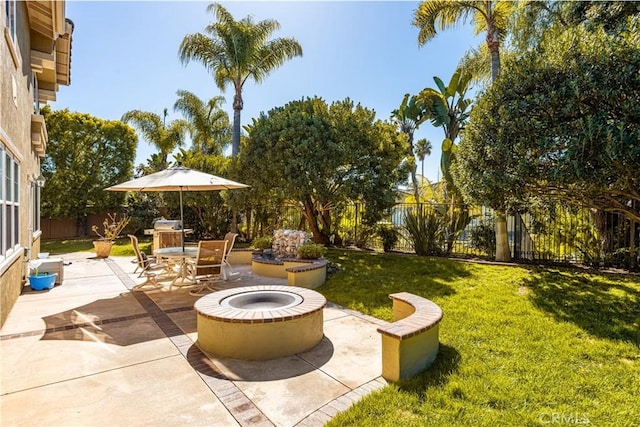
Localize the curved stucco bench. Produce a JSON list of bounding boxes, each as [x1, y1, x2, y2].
[[377, 292, 443, 382], [251, 257, 327, 289]]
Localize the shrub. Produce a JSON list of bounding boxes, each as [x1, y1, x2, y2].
[[123, 194, 160, 234], [251, 235, 273, 250], [378, 225, 399, 252], [404, 208, 444, 256], [297, 243, 326, 259], [353, 223, 377, 249], [469, 221, 496, 258]]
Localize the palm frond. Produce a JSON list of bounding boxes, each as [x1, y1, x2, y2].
[[457, 45, 491, 87], [121, 110, 163, 144], [208, 3, 235, 26], [413, 0, 483, 46], [246, 37, 303, 85], [251, 19, 281, 46]]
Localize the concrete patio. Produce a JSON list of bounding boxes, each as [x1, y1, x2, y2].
[[0, 252, 388, 426]]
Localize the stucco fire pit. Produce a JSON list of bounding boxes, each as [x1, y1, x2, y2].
[[194, 285, 326, 360]]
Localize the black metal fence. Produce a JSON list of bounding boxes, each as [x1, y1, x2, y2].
[[265, 202, 638, 269]]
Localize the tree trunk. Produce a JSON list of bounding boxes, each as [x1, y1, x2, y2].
[[495, 210, 511, 262], [487, 26, 501, 82], [487, 21, 508, 262], [245, 208, 253, 240], [302, 197, 331, 245], [77, 216, 88, 238], [230, 91, 243, 229], [408, 134, 421, 203], [230, 215, 238, 234], [232, 91, 243, 158], [410, 169, 421, 203], [630, 216, 636, 270]]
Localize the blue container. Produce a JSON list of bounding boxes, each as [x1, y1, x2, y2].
[[29, 273, 57, 290]]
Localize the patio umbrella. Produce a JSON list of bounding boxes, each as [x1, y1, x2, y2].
[[106, 164, 249, 250]]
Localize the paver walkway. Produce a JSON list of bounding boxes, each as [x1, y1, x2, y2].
[[1, 253, 388, 426]]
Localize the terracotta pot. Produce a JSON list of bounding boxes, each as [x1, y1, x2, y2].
[[93, 240, 114, 258]]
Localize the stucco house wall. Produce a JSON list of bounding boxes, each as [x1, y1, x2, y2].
[[1, 0, 73, 327]]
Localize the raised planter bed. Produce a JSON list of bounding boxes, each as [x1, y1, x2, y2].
[[251, 257, 327, 289]]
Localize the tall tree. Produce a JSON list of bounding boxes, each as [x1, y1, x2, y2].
[[172, 148, 233, 239], [415, 137, 432, 188], [41, 106, 137, 234], [173, 90, 231, 156], [413, 0, 514, 261], [564, 0, 640, 32], [240, 97, 410, 245], [179, 3, 303, 157], [391, 94, 427, 202], [417, 68, 472, 202], [414, 0, 513, 81], [121, 109, 189, 171], [454, 23, 640, 226]]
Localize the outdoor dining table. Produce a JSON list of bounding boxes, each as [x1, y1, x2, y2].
[[154, 246, 198, 286]]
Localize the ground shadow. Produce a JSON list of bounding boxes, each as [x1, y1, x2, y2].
[[523, 269, 639, 346], [187, 335, 335, 381], [397, 344, 462, 396], [39, 293, 164, 346]]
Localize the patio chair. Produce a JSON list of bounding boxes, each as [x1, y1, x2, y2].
[[129, 235, 170, 291], [187, 240, 228, 296], [222, 232, 238, 279], [157, 231, 183, 250], [131, 237, 157, 275]]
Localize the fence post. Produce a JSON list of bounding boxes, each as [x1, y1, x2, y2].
[[631, 214, 637, 270], [354, 203, 359, 245], [512, 211, 521, 260]]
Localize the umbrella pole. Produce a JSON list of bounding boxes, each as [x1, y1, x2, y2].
[[179, 188, 185, 251]]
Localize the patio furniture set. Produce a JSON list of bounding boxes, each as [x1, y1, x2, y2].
[[129, 232, 238, 296]]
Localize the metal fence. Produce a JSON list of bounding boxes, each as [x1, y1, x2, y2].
[[268, 202, 638, 269]]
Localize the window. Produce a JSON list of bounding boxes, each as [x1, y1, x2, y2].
[[5, 0, 17, 42], [31, 181, 41, 235], [32, 74, 39, 114], [0, 146, 20, 259]]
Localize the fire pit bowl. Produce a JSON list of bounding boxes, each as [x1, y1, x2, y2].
[[221, 290, 303, 311], [194, 285, 326, 360]]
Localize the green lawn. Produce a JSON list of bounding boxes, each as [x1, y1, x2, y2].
[[40, 236, 250, 257], [41, 237, 151, 257], [321, 249, 640, 426]]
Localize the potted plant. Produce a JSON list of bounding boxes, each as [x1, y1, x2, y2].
[[92, 213, 131, 258], [28, 260, 57, 290]]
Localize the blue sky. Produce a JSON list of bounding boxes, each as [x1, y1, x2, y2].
[[53, 1, 481, 183]]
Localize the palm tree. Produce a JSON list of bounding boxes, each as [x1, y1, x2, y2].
[[173, 90, 231, 156], [415, 138, 432, 188], [413, 0, 514, 261], [179, 3, 303, 157], [121, 109, 189, 171], [391, 94, 427, 202], [414, 0, 513, 81]]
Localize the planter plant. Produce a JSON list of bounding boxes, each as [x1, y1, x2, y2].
[[92, 213, 130, 258], [297, 243, 326, 260]]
